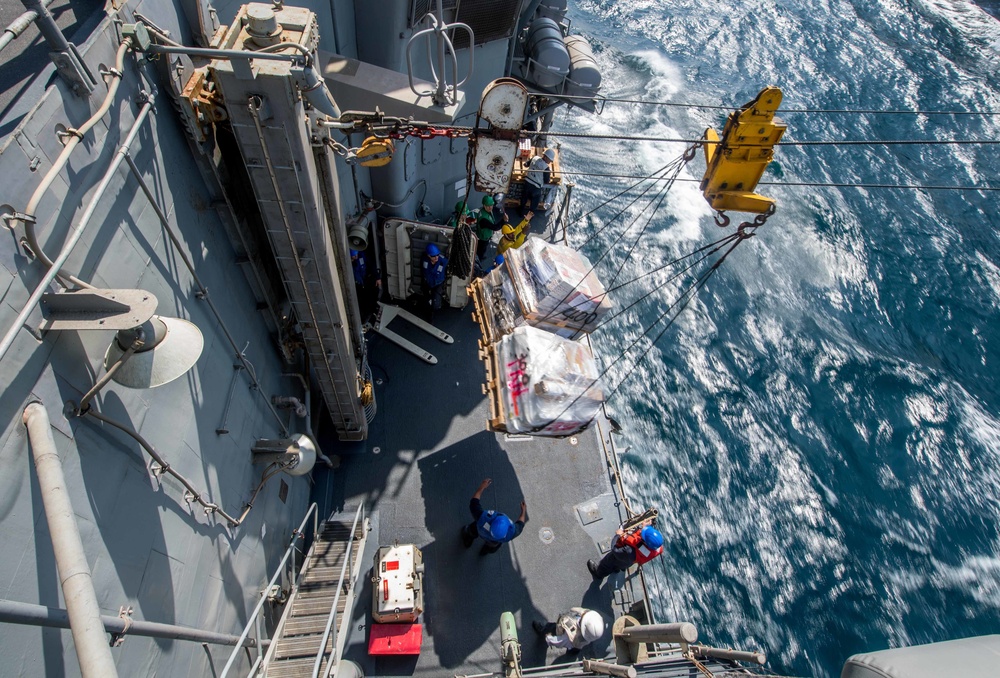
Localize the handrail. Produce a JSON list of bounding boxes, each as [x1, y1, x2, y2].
[[220, 502, 320, 678], [404, 0, 473, 106], [310, 504, 365, 678]]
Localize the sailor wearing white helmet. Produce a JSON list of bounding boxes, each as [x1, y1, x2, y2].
[[520, 147, 555, 216], [532, 608, 605, 651]]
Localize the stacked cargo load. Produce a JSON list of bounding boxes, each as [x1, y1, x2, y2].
[[482, 326, 604, 437], [471, 236, 612, 342]]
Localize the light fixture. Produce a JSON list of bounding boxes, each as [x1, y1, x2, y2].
[[103, 315, 204, 389], [251, 434, 317, 476]]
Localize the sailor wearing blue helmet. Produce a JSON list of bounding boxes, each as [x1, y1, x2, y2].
[[587, 520, 664, 581], [350, 248, 381, 322], [421, 242, 449, 318], [461, 478, 528, 555]]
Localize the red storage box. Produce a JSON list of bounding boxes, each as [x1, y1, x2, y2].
[[368, 623, 422, 655]]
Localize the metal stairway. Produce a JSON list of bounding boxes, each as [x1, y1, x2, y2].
[[263, 515, 367, 678]]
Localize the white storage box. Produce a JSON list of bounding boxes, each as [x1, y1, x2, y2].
[[372, 544, 424, 623]]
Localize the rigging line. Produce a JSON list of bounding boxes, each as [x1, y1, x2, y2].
[[603, 236, 745, 402], [759, 180, 1000, 191], [532, 172, 670, 327], [509, 129, 1000, 146], [605, 164, 685, 289], [573, 161, 676, 223], [536, 234, 745, 430], [551, 170, 1000, 192], [781, 107, 1000, 115], [601, 231, 741, 302], [427, 124, 999, 146], [525, 90, 1000, 115], [595, 235, 739, 335], [584, 160, 681, 243], [534, 147, 696, 328]]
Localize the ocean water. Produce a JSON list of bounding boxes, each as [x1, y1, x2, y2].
[[557, 1, 1000, 676]]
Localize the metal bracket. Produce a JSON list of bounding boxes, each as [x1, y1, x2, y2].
[[216, 364, 245, 435], [38, 289, 158, 332], [50, 43, 98, 97], [109, 606, 133, 647]]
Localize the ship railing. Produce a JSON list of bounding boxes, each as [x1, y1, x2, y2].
[[589, 353, 660, 628], [220, 502, 321, 678], [310, 503, 366, 678]]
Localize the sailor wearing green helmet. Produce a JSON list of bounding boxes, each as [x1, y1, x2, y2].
[[475, 194, 503, 261], [447, 200, 471, 228]]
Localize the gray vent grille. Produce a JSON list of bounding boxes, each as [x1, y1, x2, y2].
[[409, 0, 524, 48], [409, 0, 459, 27]]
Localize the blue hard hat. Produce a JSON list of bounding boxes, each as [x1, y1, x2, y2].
[[350, 249, 359, 256], [641, 526, 664, 549], [494, 255, 504, 266], [426, 243, 440, 256], [490, 514, 513, 541]]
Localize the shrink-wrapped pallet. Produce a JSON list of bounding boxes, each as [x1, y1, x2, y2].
[[495, 326, 604, 436], [476, 266, 525, 340], [506, 236, 612, 334], [471, 236, 612, 341]]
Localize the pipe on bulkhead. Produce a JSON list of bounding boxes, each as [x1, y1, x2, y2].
[[0, 598, 262, 649], [83, 408, 241, 526], [22, 403, 119, 678], [0, 97, 152, 364], [0, 0, 56, 54], [18, 37, 134, 290], [17, 0, 69, 53]]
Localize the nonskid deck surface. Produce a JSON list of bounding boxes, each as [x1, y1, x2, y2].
[[321, 222, 628, 676]]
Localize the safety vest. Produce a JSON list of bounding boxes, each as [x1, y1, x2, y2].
[[525, 156, 548, 188], [476, 510, 509, 543], [476, 209, 496, 241], [619, 530, 663, 566]]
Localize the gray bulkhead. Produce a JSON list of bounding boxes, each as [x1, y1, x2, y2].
[[0, 3, 319, 676], [0, 0, 603, 676]]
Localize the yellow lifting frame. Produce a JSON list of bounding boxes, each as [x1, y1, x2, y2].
[[700, 86, 786, 214]]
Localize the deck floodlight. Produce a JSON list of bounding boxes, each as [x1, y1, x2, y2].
[[103, 315, 204, 389]]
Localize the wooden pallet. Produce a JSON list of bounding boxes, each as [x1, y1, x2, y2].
[[468, 278, 501, 345], [477, 339, 508, 433]]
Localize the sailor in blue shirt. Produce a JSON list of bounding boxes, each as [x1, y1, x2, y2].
[[351, 248, 380, 322], [421, 242, 449, 317], [461, 478, 528, 554]]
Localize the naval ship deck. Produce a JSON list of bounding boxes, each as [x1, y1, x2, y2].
[[315, 227, 642, 676]]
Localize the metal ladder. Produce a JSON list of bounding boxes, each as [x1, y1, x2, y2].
[[263, 511, 367, 678]]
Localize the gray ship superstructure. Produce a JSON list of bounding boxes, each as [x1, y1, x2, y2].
[[3, 1, 997, 677]]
